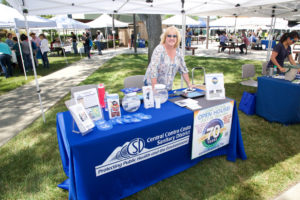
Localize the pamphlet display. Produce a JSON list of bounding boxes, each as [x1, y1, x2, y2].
[[205, 73, 225, 100], [191, 101, 234, 159], [73, 88, 104, 121], [65, 99, 95, 135], [107, 94, 122, 119], [142, 86, 154, 109]]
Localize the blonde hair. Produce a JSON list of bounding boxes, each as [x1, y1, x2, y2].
[[160, 26, 181, 48]]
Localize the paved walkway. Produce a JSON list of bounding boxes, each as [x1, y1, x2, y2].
[[0, 45, 298, 200], [0, 47, 145, 147]]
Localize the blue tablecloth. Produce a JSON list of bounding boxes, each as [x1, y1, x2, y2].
[[56, 100, 246, 200], [261, 40, 276, 49], [256, 76, 300, 124]]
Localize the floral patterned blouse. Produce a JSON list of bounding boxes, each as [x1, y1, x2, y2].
[[144, 44, 189, 90]]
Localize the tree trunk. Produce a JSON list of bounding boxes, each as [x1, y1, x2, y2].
[[139, 14, 162, 64]]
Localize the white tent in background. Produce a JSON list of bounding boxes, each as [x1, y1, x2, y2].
[[86, 14, 128, 28], [50, 15, 90, 29], [162, 15, 200, 26], [0, 4, 56, 29]]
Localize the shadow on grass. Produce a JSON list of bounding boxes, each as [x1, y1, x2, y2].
[[0, 54, 299, 200]]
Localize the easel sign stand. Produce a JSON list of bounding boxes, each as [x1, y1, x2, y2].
[[205, 73, 226, 100]]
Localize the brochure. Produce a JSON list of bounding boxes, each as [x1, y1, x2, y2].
[[205, 73, 226, 100], [107, 94, 122, 119], [142, 86, 154, 109], [68, 103, 95, 134], [74, 88, 103, 121]]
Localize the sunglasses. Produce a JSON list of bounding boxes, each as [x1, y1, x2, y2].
[[290, 38, 297, 43], [167, 34, 177, 38]]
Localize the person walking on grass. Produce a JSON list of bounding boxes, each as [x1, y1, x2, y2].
[[39, 34, 50, 68]]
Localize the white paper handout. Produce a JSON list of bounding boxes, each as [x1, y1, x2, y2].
[[74, 88, 103, 121], [68, 103, 95, 134], [205, 73, 226, 100]]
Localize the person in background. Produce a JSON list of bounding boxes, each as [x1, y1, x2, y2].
[[219, 31, 228, 52], [0, 39, 12, 78], [39, 34, 50, 68], [12, 37, 23, 72], [95, 31, 103, 55], [144, 26, 192, 91], [5, 33, 14, 48], [20, 34, 32, 72], [30, 32, 40, 67], [239, 32, 250, 54], [83, 33, 91, 59], [130, 31, 135, 49], [71, 32, 78, 54], [267, 31, 299, 74], [185, 28, 193, 48]]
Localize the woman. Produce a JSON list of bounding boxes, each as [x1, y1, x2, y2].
[[20, 34, 32, 72], [267, 31, 299, 74], [39, 34, 50, 68], [144, 26, 192, 91]]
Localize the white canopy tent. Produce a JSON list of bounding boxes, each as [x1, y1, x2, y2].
[[210, 17, 289, 30], [6, 0, 300, 120], [50, 15, 91, 59], [87, 14, 128, 28], [87, 14, 128, 50], [162, 15, 200, 26], [50, 15, 90, 29], [0, 4, 55, 28]]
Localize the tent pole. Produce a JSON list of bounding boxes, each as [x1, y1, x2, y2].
[[106, 27, 109, 50], [133, 14, 137, 53], [23, 12, 46, 123], [206, 16, 209, 49], [14, 25, 27, 80], [112, 14, 115, 50], [58, 31, 68, 64], [76, 30, 82, 58], [181, 11, 186, 88], [266, 17, 276, 61]]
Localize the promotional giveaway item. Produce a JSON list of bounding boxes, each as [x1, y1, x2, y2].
[[192, 100, 234, 159], [122, 92, 141, 112], [73, 88, 104, 121], [154, 84, 168, 104], [65, 99, 95, 135], [205, 73, 225, 100], [107, 94, 121, 119], [98, 83, 106, 108], [142, 86, 154, 109]]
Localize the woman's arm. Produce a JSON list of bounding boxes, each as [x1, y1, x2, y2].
[[288, 54, 297, 66], [150, 78, 157, 88], [182, 73, 192, 88], [270, 51, 286, 72]]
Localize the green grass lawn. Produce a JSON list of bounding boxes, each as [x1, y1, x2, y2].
[[0, 54, 299, 200], [0, 54, 84, 96]]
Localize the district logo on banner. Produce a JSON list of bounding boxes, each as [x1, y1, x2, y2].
[[95, 125, 192, 177], [191, 101, 234, 159]]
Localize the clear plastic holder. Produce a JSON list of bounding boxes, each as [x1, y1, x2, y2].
[[65, 99, 94, 136]]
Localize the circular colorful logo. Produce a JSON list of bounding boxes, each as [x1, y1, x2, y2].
[[212, 77, 218, 85], [202, 119, 224, 148]]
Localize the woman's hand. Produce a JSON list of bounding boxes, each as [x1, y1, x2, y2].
[[278, 67, 286, 73]]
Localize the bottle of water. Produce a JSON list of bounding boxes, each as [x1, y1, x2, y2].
[[104, 92, 109, 111], [273, 65, 277, 75]]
